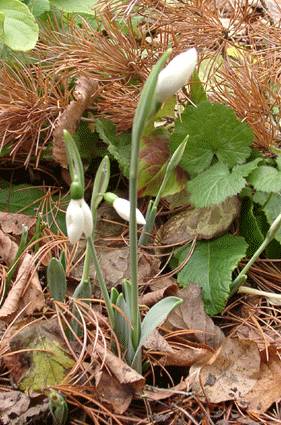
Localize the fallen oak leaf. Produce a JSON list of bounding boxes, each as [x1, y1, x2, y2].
[[53, 76, 98, 167], [190, 337, 260, 403]]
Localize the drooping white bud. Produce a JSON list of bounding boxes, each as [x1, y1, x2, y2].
[[155, 48, 198, 103], [66, 199, 93, 244], [113, 197, 146, 225]]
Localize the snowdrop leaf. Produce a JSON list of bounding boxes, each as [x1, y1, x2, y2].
[[175, 235, 248, 315]]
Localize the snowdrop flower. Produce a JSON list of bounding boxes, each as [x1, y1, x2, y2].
[[66, 198, 93, 244], [155, 48, 198, 103], [104, 193, 146, 225]]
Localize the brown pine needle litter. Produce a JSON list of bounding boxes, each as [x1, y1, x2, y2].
[[0, 1, 281, 424]]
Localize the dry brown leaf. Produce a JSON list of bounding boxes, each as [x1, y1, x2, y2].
[[53, 76, 98, 167], [158, 197, 240, 245], [238, 355, 281, 414], [167, 284, 225, 349], [94, 343, 145, 414], [191, 337, 260, 403], [3, 319, 74, 391], [145, 329, 212, 367], [0, 253, 45, 319], [0, 213, 35, 235], [0, 229, 18, 266], [72, 246, 160, 289], [139, 277, 178, 306], [0, 391, 48, 425]]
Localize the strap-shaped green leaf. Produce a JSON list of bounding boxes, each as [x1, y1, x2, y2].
[[47, 258, 67, 302]]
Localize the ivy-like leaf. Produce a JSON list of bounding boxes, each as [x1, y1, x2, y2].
[[176, 235, 248, 315], [138, 129, 187, 197], [96, 119, 130, 177], [188, 159, 260, 208], [171, 101, 253, 175], [248, 165, 281, 193]]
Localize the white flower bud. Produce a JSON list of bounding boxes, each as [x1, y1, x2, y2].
[[66, 199, 93, 244], [113, 198, 146, 225], [155, 48, 198, 103]]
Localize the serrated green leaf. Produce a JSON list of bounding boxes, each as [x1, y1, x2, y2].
[[240, 198, 264, 256], [50, 0, 96, 14], [248, 165, 281, 193], [0, 0, 39, 51], [132, 296, 182, 367], [188, 159, 260, 208], [96, 119, 130, 177], [190, 70, 207, 104], [176, 235, 248, 315], [171, 101, 253, 175], [254, 191, 281, 243], [27, 0, 50, 17]]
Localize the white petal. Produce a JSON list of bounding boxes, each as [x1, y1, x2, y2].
[[66, 199, 84, 244], [113, 198, 146, 225], [155, 48, 198, 103], [81, 199, 93, 238]]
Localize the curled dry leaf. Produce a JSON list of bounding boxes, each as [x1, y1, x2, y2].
[[94, 342, 145, 414], [238, 354, 281, 414], [0, 229, 18, 266], [139, 276, 178, 306], [167, 284, 225, 349], [190, 337, 260, 403], [158, 196, 240, 245], [0, 212, 35, 236], [0, 253, 45, 319], [0, 391, 48, 425], [53, 76, 98, 167]]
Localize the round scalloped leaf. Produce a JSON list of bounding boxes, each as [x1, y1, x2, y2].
[[171, 101, 253, 175], [0, 0, 39, 51]]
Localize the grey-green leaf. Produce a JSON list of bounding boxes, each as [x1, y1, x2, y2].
[[47, 258, 67, 302], [132, 296, 182, 367]]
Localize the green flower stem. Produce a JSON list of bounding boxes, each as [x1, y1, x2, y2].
[[129, 50, 171, 349], [87, 236, 115, 328], [231, 212, 281, 295], [139, 138, 188, 246]]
